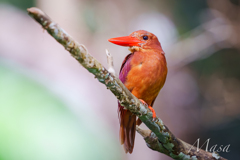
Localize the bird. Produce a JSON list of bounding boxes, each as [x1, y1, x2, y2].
[[108, 30, 168, 154]]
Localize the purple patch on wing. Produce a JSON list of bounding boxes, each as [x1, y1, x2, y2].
[[119, 53, 133, 84]]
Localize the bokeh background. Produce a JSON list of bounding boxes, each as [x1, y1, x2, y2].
[[0, 0, 239, 159]]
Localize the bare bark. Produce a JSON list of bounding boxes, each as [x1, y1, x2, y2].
[[27, 7, 227, 160]]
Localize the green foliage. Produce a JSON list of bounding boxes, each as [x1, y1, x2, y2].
[[169, 0, 208, 34], [190, 49, 240, 79], [0, 0, 34, 10]]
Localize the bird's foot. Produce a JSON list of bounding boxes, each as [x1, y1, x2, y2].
[[148, 106, 156, 121], [139, 99, 156, 121]]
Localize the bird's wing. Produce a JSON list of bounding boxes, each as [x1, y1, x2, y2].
[[118, 52, 133, 119], [119, 53, 133, 84], [118, 53, 133, 120], [118, 53, 136, 153]]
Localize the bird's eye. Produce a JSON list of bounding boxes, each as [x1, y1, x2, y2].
[[143, 36, 148, 40]]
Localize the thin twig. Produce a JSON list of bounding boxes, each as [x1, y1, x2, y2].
[[27, 7, 227, 160], [106, 49, 116, 76]]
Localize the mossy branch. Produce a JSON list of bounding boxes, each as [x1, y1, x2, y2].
[[27, 7, 227, 160]]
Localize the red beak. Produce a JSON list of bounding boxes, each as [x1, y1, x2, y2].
[[108, 36, 142, 47]]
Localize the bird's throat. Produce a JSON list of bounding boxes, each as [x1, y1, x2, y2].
[[128, 46, 141, 53]]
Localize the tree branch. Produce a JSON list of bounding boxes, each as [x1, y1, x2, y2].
[[27, 7, 227, 160]]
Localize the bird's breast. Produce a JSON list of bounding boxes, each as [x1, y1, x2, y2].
[[124, 51, 167, 105]]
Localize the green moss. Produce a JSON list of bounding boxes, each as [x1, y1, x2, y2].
[[87, 68, 99, 74], [163, 142, 174, 152]]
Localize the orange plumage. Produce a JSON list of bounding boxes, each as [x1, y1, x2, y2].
[[108, 30, 167, 153]]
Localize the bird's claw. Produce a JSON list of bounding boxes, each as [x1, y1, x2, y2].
[[139, 99, 148, 106], [148, 106, 156, 120], [139, 99, 156, 121]]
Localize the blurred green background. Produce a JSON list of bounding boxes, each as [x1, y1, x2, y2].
[[0, 63, 121, 160], [0, 0, 239, 160]]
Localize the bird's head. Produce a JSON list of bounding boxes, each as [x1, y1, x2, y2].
[[108, 30, 162, 52]]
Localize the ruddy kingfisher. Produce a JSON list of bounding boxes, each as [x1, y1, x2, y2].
[[108, 30, 168, 153]]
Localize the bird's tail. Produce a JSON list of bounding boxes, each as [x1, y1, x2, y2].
[[118, 103, 136, 154]]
